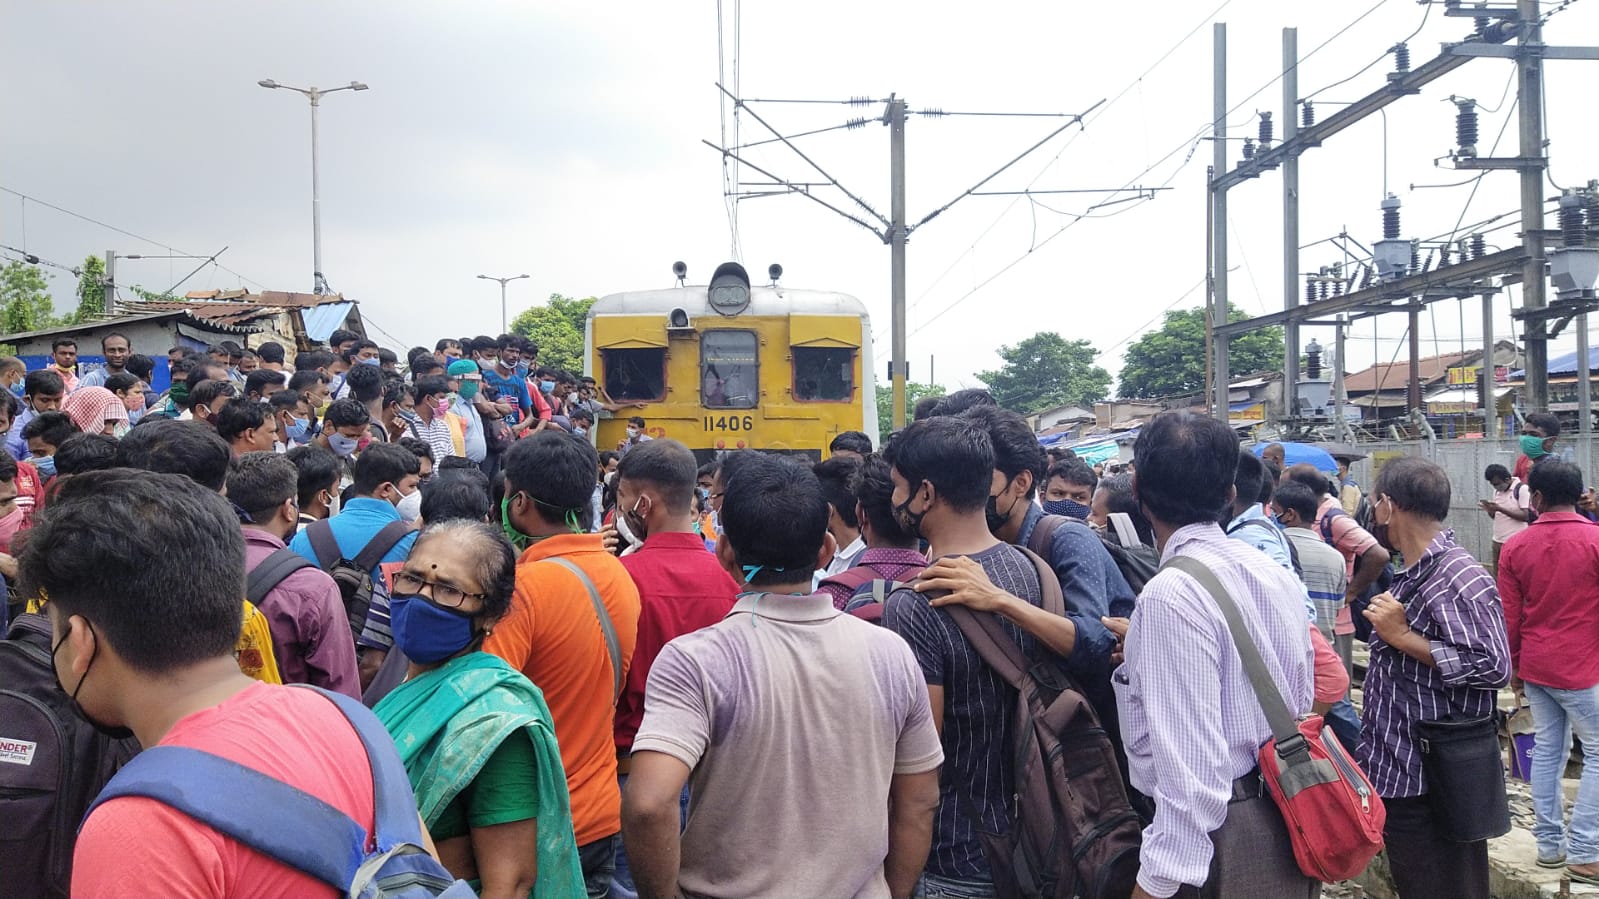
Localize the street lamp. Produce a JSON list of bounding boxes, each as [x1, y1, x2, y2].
[[478, 274, 530, 333], [257, 78, 370, 295]]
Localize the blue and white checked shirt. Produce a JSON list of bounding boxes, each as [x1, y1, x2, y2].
[[1115, 523, 1314, 898]]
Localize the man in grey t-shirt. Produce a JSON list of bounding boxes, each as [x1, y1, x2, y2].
[[625, 453, 942, 899]]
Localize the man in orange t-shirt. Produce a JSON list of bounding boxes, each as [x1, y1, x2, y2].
[[22, 469, 421, 899], [485, 432, 640, 896]]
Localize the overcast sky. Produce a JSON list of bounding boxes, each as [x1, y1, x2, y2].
[[3, 0, 1596, 392]]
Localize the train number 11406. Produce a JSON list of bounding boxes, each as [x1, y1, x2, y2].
[[704, 415, 755, 432]]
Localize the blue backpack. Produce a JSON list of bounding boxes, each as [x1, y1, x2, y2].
[[82, 686, 475, 899]]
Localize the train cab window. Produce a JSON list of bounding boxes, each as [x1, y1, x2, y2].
[[701, 330, 758, 409], [601, 348, 666, 402], [793, 347, 855, 401]]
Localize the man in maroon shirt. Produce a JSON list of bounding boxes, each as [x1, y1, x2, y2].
[[818, 453, 928, 612], [612, 438, 739, 896], [1498, 459, 1599, 883]]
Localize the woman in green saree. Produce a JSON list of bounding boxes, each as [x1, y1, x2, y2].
[[373, 519, 583, 898]]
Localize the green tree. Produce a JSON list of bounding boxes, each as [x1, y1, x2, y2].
[[0, 260, 60, 334], [75, 254, 106, 322], [1116, 305, 1285, 399], [874, 382, 945, 445], [509, 293, 596, 374], [976, 332, 1111, 414]]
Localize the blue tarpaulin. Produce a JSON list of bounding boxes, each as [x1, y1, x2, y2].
[[299, 302, 354, 343], [1250, 441, 1338, 475]]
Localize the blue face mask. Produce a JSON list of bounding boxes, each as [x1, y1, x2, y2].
[[359, 357, 381, 367], [285, 417, 311, 443], [1043, 498, 1091, 520], [389, 593, 477, 664], [34, 455, 56, 478], [7, 382, 22, 398], [541, 380, 555, 393], [445, 354, 461, 364], [328, 433, 360, 457]]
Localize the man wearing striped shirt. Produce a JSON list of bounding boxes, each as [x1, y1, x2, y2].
[[1358, 456, 1511, 899], [1108, 412, 1316, 898]]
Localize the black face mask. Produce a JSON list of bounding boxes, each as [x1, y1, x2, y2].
[[52, 620, 135, 741], [985, 483, 1023, 536], [893, 488, 928, 540], [1370, 498, 1398, 553], [621, 496, 650, 544]]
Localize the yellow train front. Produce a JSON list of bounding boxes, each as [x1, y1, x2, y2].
[[586, 262, 878, 463]]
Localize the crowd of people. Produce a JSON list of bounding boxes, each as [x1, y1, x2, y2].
[[0, 328, 1594, 899]]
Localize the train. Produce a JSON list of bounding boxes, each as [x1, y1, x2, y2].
[[585, 261, 878, 463]]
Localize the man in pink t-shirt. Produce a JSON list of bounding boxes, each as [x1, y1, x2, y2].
[[19, 468, 427, 899]]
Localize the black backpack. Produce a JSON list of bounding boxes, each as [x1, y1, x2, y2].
[[1029, 513, 1158, 596], [941, 547, 1142, 899], [0, 614, 140, 899], [306, 520, 412, 645]]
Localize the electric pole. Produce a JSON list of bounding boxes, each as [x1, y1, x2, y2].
[[1517, 0, 1549, 411], [104, 251, 116, 317], [888, 96, 908, 427]]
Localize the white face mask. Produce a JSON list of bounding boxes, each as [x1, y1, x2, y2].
[[395, 486, 422, 522], [325, 489, 341, 518], [626, 427, 639, 438]]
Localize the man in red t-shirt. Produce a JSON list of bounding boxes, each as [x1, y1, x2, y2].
[[611, 439, 739, 895], [19, 469, 430, 899], [1514, 412, 1563, 483]]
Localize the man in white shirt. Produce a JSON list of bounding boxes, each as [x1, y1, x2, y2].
[[1106, 411, 1316, 899], [813, 455, 866, 583]]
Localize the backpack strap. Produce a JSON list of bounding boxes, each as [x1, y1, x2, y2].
[[1160, 555, 1303, 753], [1106, 511, 1142, 549], [541, 558, 623, 703], [352, 520, 414, 575], [246, 548, 317, 606], [818, 566, 880, 595], [943, 546, 1064, 692], [1026, 514, 1068, 559], [82, 687, 423, 891], [306, 519, 343, 571]]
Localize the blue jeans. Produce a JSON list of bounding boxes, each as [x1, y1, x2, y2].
[[1526, 681, 1599, 864], [913, 872, 997, 899], [1324, 697, 1362, 753]]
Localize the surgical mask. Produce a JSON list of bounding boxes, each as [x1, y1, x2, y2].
[[1520, 434, 1549, 458], [285, 417, 311, 443], [1043, 498, 1091, 520], [359, 357, 381, 367], [126, 392, 147, 412], [1371, 497, 1397, 553], [323, 489, 342, 518], [388, 594, 477, 664], [626, 427, 640, 439], [34, 456, 56, 478], [396, 486, 422, 522], [52, 621, 136, 740], [397, 408, 420, 424], [445, 354, 461, 364], [458, 382, 480, 401], [435, 397, 450, 416], [541, 380, 555, 394], [328, 433, 360, 457], [478, 359, 496, 371], [7, 381, 22, 398], [573, 427, 587, 438]]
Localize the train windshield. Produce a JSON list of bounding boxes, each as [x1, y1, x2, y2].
[[701, 330, 758, 409], [793, 347, 854, 401], [601, 348, 666, 402]]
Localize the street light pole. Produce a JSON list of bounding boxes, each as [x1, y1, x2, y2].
[[258, 78, 369, 295], [478, 274, 530, 333]]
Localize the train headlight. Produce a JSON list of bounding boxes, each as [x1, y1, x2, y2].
[[708, 261, 752, 316]]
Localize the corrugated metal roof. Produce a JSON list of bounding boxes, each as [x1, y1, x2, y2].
[[301, 302, 355, 342]]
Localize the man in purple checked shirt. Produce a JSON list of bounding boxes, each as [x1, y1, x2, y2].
[[1359, 455, 1511, 899]]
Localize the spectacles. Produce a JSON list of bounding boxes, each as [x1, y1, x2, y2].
[[392, 571, 484, 608]]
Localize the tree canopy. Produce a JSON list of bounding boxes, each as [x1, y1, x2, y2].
[[75, 255, 106, 321], [975, 332, 1111, 414], [1116, 305, 1285, 399], [509, 294, 596, 374], [874, 382, 945, 445], [1, 261, 62, 334]]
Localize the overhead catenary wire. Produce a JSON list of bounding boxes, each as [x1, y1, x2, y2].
[[900, 0, 1236, 319], [908, 0, 1397, 338], [0, 185, 265, 290], [1301, 1, 1431, 104]]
